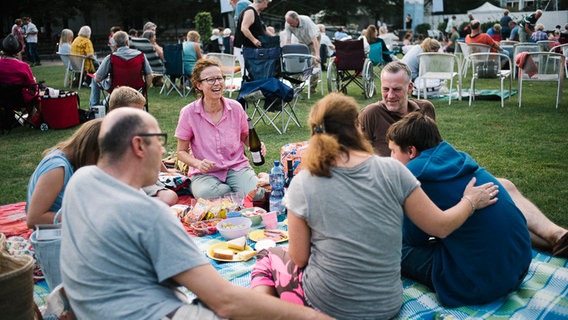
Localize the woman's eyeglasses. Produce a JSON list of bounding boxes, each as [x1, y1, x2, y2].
[[137, 133, 167, 146], [199, 76, 226, 85]]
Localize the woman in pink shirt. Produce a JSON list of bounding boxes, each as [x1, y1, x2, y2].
[[175, 59, 266, 200], [0, 34, 35, 85]]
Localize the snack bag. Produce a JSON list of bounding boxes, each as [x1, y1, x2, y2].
[[185, 198, 209, 223]]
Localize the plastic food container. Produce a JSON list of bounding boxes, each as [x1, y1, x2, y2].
[[216, 217, 252, 240], [190, 219, 222, 237], [240, 207, 266, 226], [226, 211, 242, 218]]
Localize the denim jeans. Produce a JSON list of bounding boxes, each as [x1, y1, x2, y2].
[[27, 42, 40, 64], [190, 166, 264, 200], [400, 239, 436, 290], [90, 80, 102, 106]]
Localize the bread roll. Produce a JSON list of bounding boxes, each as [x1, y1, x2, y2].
[[227, 236, 246, 251], [213, 248, 235, 260]]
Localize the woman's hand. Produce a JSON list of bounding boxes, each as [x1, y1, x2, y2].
[[197, 159, 216, 173], [260, 142, 266, 156], [463, 177, 499, 211]]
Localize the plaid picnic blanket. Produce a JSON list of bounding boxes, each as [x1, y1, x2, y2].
[[188, 220, 568, 319], [8, 199, 564, 318]]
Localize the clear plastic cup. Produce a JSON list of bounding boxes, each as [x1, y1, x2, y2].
[[261, 211, 278, 229], [227, 191, 245, 210]]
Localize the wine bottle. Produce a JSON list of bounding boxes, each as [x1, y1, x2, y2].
[[284, 158, 294, 190], [248, 118, 265, 166]]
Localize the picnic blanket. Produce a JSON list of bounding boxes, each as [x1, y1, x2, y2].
[[188, 222, 568, 319], [1, 201, 567, 318]]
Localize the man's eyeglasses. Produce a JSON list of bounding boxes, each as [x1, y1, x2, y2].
[[199, 76, 226, 85], [137, 133, 167, 146]]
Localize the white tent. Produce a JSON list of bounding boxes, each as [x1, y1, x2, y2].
[[468, 2, 506, 14]]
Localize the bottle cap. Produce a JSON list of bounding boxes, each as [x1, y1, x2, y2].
[[274, 161, 280, 166]]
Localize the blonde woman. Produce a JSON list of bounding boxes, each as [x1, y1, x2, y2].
[[183, 30, 203, 76], [57, 28, 73, 68], [401, 37, 441, 81], [26, 119, 103, 228]]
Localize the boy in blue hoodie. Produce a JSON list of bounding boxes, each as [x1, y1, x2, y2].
[[386, 112, 532, 307]]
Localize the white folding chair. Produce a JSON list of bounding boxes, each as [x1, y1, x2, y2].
[[550, 44, 568, 79], [536, 40, 557, 52], [469, 52, 512, 108], [457, 42, 470, 78], [207, 53, 241, 97], [281, 44, 323, 99], [500, 40, 519, 46], [417, 53, 461, 105], [513, 43, 540, 79], [59, 53, 88, 91], [518, 52, 565, 109]]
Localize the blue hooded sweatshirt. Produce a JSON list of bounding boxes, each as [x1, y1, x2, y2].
[[404, 141, 532, 307]]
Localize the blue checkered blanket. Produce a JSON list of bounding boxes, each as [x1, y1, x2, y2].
[[34, 221, 568, 319], [187, 221, 568, 319]]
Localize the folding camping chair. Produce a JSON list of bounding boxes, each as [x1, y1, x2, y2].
[[327, 39, 375, 98], [368, 41, 393, 86], [239, 36, 302, 134], [161, 43, 190, 97], [281, 44, 322, 99], [0, 83, 41, 133], [238, 78, 300, 134], [99, 53, 150, 111]]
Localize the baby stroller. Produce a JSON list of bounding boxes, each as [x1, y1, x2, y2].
[[0, 83, 42, 133], [327, 39, 375, 98]]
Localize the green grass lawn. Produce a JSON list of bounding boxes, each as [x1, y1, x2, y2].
[[1, 63, 567, 228]]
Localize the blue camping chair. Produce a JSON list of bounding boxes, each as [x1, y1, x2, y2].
[[161, 43, 190, 97], [239, 37, 303, 134], [242, 35, 281, 81], [237, 78, 301, 134]]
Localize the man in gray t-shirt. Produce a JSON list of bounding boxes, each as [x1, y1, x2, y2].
[[60, 108, 332, 320]]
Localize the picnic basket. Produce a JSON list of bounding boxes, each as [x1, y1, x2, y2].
[[0, 249, 35, 320]]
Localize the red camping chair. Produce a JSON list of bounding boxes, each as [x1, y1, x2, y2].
[[100, 53, 149, 111]]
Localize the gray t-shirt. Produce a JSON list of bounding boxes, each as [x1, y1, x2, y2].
[[286, 156, 419, 319], [61, 166, 209, 319]]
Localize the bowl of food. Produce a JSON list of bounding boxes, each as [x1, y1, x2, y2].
[[217, 217, 252, 240], [190, 219, 222, 237], [240, 207, 266, 226]]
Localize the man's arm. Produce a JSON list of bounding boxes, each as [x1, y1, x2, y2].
[[143, 56, 154, 89], [285, 24, 292, 45], [173, 265, 333, 319], [241, 9, 261, 47], [311, 36, 321, 62]]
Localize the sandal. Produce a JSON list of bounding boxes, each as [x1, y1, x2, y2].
[[551, 232, 568, 258]]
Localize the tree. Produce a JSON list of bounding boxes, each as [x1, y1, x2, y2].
[[195, 12, 213, 46]]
